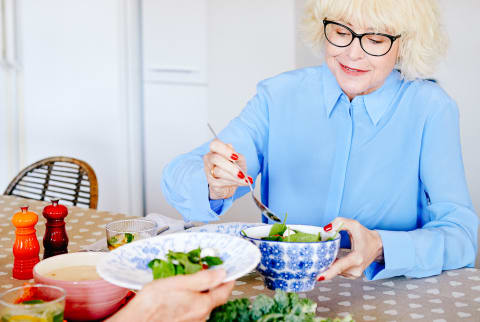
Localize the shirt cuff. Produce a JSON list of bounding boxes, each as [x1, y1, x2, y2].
[[209, 199, 224, 214], [364, 230, 415, 280]]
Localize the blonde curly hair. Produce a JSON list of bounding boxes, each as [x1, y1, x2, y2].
[[301, 0, 448, 80]]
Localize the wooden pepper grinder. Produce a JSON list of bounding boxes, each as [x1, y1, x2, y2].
[[42, 200, 69, 259], [12, 206, 40, 280]]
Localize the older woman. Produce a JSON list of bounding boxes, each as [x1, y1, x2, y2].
[[162, 0, 478, 281]]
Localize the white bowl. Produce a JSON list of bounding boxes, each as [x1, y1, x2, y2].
[[97, 232, 261, 290]]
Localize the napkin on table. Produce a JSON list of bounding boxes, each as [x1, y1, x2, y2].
[[145, 213, 194, 234]]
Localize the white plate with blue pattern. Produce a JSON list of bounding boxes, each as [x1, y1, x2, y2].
[[96, 232, 261, 290], [186, 222, 267, 236]]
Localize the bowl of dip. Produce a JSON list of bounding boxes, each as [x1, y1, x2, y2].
[[33, 252, 129, 321]]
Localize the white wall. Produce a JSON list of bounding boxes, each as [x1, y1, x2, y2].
[[434, 0, 480, 267], [433, 0, 480, 215], [0, 0, 20, 193], [13, 0, 143, 215], [207, 0, 296, 223]]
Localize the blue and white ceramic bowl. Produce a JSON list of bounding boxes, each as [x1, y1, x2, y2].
[[186, 222, 266, 236], [97, 232, 261, 290], [242, 225, 340, 292]]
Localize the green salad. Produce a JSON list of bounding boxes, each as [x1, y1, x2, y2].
[[208, 290, 353, 322], [107, 232, 136, 250], [242, 215, 340, 243], [148, 247, 223, 280]]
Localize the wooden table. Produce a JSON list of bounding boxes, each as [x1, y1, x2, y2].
[[1, 195, 479, 321]]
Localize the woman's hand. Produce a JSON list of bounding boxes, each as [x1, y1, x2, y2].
[[319, 217, 384, 280], [203, 139, 252, 200], [107, 269, 235, 322]]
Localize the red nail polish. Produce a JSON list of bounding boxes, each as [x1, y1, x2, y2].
[[324, 223, 332, 232], [237, 171, 245, 179], [248, 176, 253, 184], [317, 275, 325, 281], [230, 153, 239, 161]]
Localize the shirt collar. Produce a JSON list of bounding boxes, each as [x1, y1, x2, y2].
[[362, 70, 402, 125], [321, 64, 343, 118], [322, 65, 403, 125]]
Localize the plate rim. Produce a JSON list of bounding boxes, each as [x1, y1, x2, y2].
[[97, 231, 261, 290]]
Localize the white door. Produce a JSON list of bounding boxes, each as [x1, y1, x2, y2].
[[142, 0, 207, 85], [142, 0, 208, 216], [143, 83, 208, 217]]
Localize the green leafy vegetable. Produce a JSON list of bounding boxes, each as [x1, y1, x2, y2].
[[203, 256, 223, 266], [148, 259, 175, 279], [257, 213, 322, 243], [108, 236, 118, 245], [208, 290, 354, 322], [148, 247, 223, 280], [125, 233, 135, 243], [250, 294, 275, 320], [261, 235, 284, 242], [241, 213, 340, 243], [167, 250, 202, 274], [20, 299, 44, 304], [187, 248, 202, 263], [287, 231, 319, 243], [207, 298, 251, 322], [268, 213, 288, 237]]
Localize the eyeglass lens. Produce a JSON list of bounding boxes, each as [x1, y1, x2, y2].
[[325, 23, 393, 56]]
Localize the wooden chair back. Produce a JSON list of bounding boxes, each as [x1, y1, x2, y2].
[[3, 156, 98, 209]]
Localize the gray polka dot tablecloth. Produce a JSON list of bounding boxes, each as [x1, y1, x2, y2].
[[0, 195, 132, 289], [232, 268, 480, 321], [1, 195, 479, 321]]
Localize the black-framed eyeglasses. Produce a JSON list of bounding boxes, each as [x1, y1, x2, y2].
[[323, 19, 401, 57]]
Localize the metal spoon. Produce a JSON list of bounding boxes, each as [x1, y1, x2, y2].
[[207, 123, 281, 222]]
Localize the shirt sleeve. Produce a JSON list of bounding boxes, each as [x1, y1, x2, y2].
[[161, 82, 270, 222], [365, 96, 478, 280], [209, 199, 225, 214]]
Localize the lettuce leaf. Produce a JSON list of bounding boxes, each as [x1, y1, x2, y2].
[[208, 290, 354, 322]]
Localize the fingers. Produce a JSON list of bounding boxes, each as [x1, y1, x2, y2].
[[212, 155, 248, 183], [318, 218, 378, 281], [210, 139, 239, 162], [204, 140, 250, 186], [206, 281, 235, 309], [208, 184, 237, 200], [319, 253, 361, 281], [180, 269, 227, 292], [331, 217, 350, 231]]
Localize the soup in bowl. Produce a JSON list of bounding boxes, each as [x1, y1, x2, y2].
[[242, 224, 340, 292], [33, 252, 129, 321]]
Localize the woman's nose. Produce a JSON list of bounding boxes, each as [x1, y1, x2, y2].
[[346, 37, 365, 61]]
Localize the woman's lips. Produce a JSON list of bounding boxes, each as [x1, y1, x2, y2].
[[339, 62, 368, 75]]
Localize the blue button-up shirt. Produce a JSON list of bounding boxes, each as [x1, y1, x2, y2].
[[161, 64, 478, 280]]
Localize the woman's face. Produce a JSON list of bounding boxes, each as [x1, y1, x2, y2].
[[325, 21, 399, 100]]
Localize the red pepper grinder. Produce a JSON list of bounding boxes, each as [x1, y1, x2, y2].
[[42, 200, 69, 259], [12, 206, 40, 279]]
